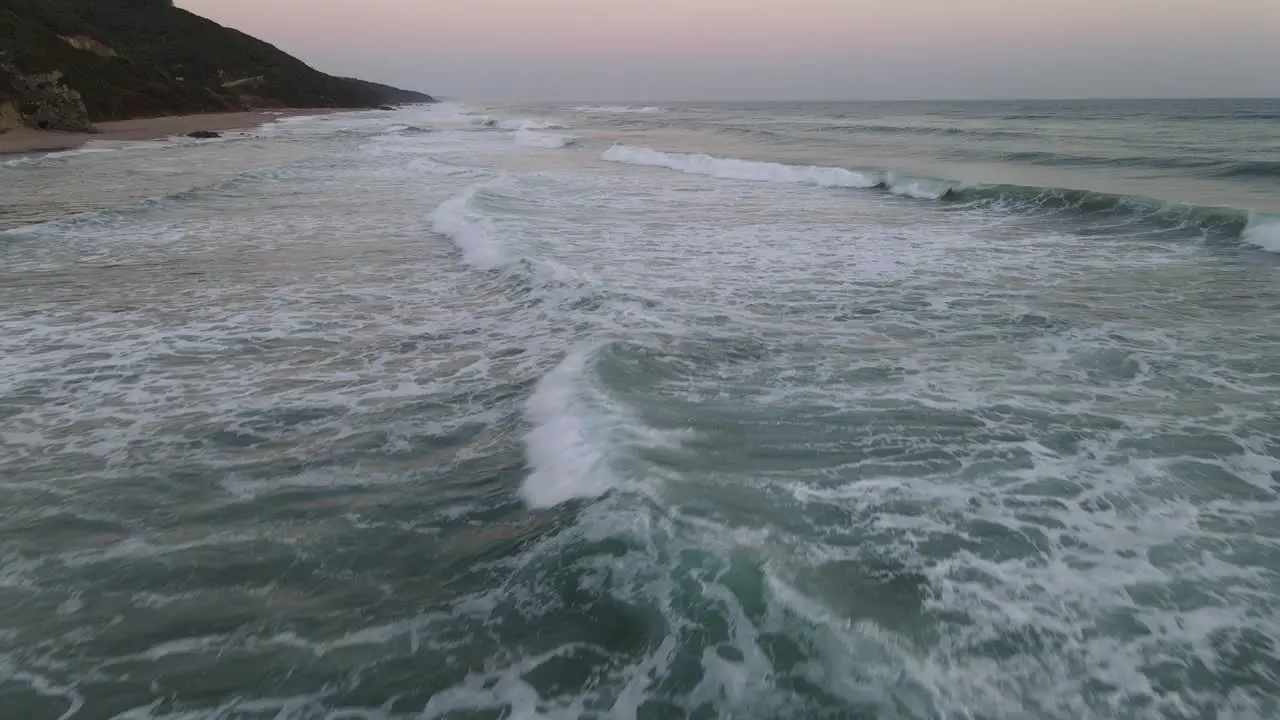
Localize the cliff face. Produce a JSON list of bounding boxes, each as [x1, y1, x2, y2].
[[0, 0, 435, 132]]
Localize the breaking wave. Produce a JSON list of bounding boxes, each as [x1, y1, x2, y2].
[[572, 105, 665, 114], [514, 129, 576, 149], [1243, 214, 1280, 252], [429, 180, 512, 270], [388, 125, 434, 136], [520, 351, 614, 508], [602, 144, 1274, 248], [602, 144, 877, 188], [0, 140, 179, 168], [470, 117, 569, 131], [501, 119, 569, 131]]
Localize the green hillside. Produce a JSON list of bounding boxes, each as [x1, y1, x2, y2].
[[0, 0, 434, 131]]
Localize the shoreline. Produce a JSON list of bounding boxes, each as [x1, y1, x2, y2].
[[0, 109, 347, 156]]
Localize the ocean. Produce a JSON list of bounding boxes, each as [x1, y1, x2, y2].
[[2, 98, 1279, 719]]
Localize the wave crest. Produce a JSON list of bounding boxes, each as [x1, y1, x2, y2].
[[602, 144, 1264, 242], [572, 105, 664, 114], [1210, 160, 1280, 180], [1243, 214, 1280, 253], [520, 351, 614, 508], [429, 180, 511, 269], [602, 144, 878, 189], [501, 118, 569, 131], [514, 129, 576, 149], [946, 184, 1249, 236]]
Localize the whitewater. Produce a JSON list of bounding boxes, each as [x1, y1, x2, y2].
[[2, 98, 1280, 720]]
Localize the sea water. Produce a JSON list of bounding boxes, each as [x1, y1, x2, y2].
[[2, 99, 1280, 719]]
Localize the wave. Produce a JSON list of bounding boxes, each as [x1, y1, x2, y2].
[[1033, 111, 1280, 122], [500, 119, 569, 131], [996, 151, 1227, 171], [711, 125, 796, 143], [513, 129, 576, 149], [388, 125, 434, 136], [572, 105, 664, 114], [520, 351, 613, 508], [809, 124, 1033, 140], [1243, 214, 1280, 253], [884, 176, 954, 200], [2, 155, 39, 168], [471, 117, 572, 136], [602, 144, 877, 189], [1209, 160, 1280, 180], [993, 151, 1280, 180], [601, 144, 1274, 248], [1, 140, 175, 168], [943, 183, 1255, 236], [429, 180, 511, 269]]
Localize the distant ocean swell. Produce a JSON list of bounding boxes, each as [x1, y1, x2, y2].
[[587, 118, 1277, 180], [570, 105, 665, 114], [995, 152, 1280, 179], [809, 123, 1035, 139], [1209, 159, 1280, 179], [602, 144, 1279, 249]]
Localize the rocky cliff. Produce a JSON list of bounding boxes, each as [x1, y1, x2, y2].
[[0, 0, 435, 132]]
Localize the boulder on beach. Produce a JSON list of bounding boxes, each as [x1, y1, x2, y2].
[[187, 130, 220, 139]]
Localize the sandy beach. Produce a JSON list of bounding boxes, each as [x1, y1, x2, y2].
[[0, 109, 342, 155]]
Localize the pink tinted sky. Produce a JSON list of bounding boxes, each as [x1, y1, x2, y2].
[[179, 0, 1279, 100]]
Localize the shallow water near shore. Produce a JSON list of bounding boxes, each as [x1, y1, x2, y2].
[[2, 99, 1280, 719]]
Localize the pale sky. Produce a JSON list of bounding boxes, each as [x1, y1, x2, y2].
[[179, 0, 1280, 101]]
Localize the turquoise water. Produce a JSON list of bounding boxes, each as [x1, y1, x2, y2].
[[2, 99, 1280, 719]]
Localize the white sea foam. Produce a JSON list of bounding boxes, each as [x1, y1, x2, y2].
[[1242, 213, 1280, 253], [500, 118, 568, 131], [602, 144, 879, 188], [430, 180, 511, 269], [423, 649, 585, 719], [886, 175, 954, 200], [7, 97, 1280, 720], [470, 113, 566, 131], [520, 352, 612, 508], [572, 105, 664, 114], [1, 140, 172, 168], [514, 129, 576, 149]]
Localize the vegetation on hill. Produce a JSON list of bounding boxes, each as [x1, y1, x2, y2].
[[0, 0, 434, 129]]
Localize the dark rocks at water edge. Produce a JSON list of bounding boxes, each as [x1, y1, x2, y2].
[[187, 130, 220, 139], [0, 0, 436, 134]]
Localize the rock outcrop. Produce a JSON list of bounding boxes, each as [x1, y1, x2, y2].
[[58, 35, 116, 57], [0, 101, 22, 133], [12, 70, 93, 131]]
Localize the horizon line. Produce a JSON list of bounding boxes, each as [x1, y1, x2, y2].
[[432, 95, 1280, 104]]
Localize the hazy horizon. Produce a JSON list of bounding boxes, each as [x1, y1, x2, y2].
[[179, 0, 1280, 102]]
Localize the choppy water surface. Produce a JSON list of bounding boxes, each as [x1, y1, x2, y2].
[[2, 100, 1280, 719]]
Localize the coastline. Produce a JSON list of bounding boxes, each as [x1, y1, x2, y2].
[[0, 109, 345, 156]]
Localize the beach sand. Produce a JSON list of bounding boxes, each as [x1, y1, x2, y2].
[[0, 109, 342, 155]]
